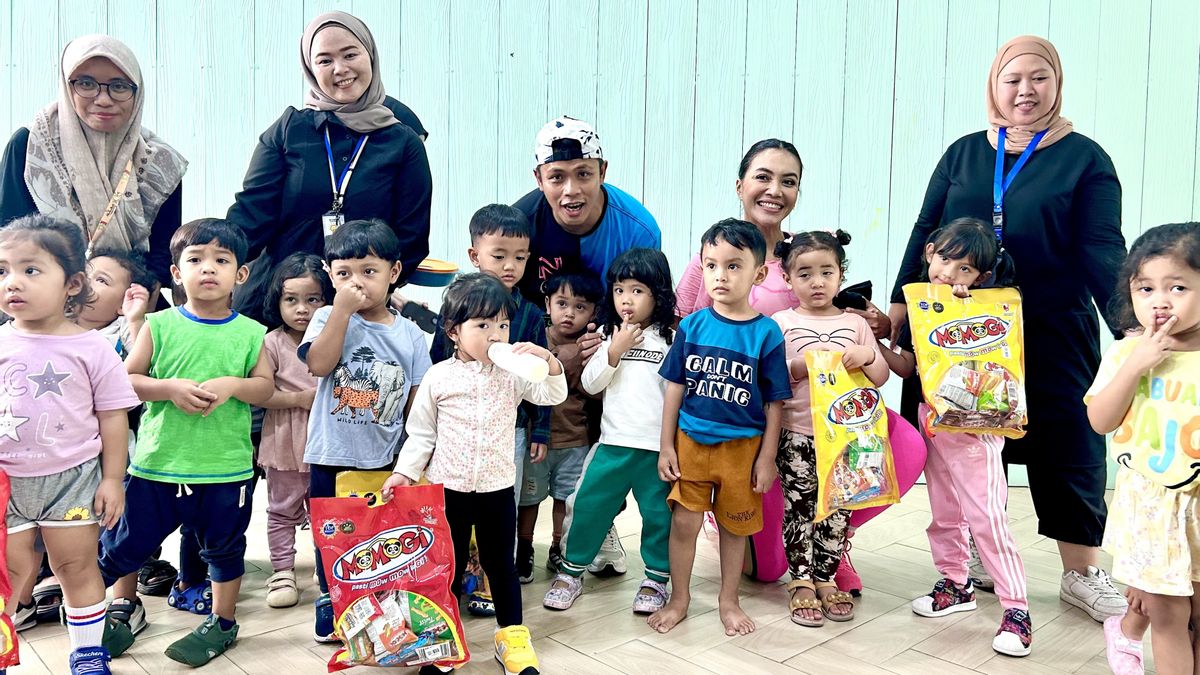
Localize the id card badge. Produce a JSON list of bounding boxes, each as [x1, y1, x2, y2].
[[322, 210, 345, 237]]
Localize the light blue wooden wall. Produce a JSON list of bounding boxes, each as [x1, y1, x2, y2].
[[4, 0, 1199, 295]]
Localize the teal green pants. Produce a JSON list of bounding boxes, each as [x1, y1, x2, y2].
[[560, 443, 672, 583]]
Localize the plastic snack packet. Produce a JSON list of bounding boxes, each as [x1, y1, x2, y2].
[[311, 484, 469, 671], [0, 471, 20, 669], [806, 350, 899, 522], [903, 283, 1027, 438]]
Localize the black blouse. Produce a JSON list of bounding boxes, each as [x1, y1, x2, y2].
[[227, 96, 432, 322], [891, 131, 1124, 320], [0, 126, 183, 287]]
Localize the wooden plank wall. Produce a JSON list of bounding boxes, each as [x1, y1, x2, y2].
[[2, 0, 1199, 298]]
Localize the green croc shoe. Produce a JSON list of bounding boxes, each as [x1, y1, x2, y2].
[[164, 614, 238, 667]]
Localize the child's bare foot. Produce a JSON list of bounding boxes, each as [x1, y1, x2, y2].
[[719, 598, 755, 636], [647, 595, 689, 633]]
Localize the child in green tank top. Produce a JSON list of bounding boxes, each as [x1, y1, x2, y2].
[[98, 219, 273, 667]]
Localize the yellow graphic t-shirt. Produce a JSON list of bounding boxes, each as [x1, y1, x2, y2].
[[1086, 337, 1200, 491]]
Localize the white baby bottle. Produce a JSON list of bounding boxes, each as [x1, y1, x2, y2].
[[487, 343, 549, 383]]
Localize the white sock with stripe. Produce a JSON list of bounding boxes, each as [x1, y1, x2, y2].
[[65, 600, 107, 649]]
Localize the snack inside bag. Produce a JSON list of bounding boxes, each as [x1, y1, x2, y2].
[[0, 471, 19, 669], [903, 283, 1027, 438], [806, 350, 899, 521], [311, 484, 469, 671]]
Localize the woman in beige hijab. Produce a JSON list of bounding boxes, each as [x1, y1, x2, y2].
[[228, 11, 431, 324], [887, 35, 1128, 643], [0, 35, 187, 289]]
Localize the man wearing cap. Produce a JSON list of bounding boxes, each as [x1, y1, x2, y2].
[[514, 116, 661, 306], [513, 116, 661, 580]]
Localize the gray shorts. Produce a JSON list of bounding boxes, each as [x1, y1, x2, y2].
[[519, 444, 589, 506], [7, 458, 101, 533]]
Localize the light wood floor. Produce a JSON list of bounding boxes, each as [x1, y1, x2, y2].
[[12, 485, 1148, 674]]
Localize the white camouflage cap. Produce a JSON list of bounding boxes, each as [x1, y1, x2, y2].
[[534, 116, 603, 166]]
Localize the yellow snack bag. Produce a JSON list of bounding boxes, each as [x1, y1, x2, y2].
[[807, 350, 899, 522], [903, 283, 1027, 438]]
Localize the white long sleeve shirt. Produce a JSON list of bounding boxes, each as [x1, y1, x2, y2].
[[394, 357, 567, 493], [580, 327, 673, 452]]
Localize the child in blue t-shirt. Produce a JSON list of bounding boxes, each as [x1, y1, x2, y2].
[[650, 218, 791, 637], [299, 220, 432, 643]]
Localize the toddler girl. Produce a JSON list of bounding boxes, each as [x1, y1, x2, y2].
[[258, 253, 332, 608], [542, 248, 677, 617], [385, 273, 566, 675], [771, 230, 887, 627], [0, 215, 141, 673], [880, 217, 1032, 656], [1087, 222, 1200, 675]]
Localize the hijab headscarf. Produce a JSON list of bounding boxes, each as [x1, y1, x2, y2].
[[301, 12, 398, 133], [986, 35, 1073, 153], [23, 35, 187, 253]]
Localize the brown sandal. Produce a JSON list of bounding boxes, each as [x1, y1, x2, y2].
[[786, 579, 824, 627], [816, 582, 855, 622]]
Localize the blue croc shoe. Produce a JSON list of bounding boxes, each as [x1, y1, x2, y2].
[[167, 577, 213, 615]]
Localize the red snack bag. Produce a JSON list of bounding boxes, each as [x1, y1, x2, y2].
[[0, 471, 20, 669], [311, 484, 469, 671]]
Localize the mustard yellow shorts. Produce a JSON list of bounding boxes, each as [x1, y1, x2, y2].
[[668, 431, 763, 536]]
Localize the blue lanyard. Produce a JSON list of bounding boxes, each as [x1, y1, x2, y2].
[[324, 129, 369, 210], [992, 127, 1046, 241]]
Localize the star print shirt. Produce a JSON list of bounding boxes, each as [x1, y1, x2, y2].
[[0, 324, 140, 478], [771, 309, 883, 436]]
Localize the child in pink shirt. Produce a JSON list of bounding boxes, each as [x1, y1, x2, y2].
[[257, 253, 332, 608], [0, 216, 141, 670], [770, 230, 888, 628]]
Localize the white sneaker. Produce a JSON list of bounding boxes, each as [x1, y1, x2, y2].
[[266, 570, 299, 608], [587, 525, 627, 576], [967, 536, 994, 592], [1060, 566, 1127, 622]]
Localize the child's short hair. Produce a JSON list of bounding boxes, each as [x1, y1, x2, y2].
[[324, 219, 401, 264], [602, 247, 676, 344], [1108, 221, 1200, 332], [923, 218, 1001, 283], [90, 247, 156, 290], [469, 204, 533, 244], [699, 218, 766, 266], [169, 218, 249, 266], [324, 219, 403, 293], [263, 253, 334, 328], [0, 214, 91, 315], [439, 273, 517, 336], [542, 273, 604, 305], [775, 229, 852, 275]]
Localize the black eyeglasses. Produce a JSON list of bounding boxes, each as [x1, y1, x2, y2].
[[69, 77, 138, 102]]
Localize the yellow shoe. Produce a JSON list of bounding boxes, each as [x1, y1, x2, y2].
[[493, 624, 539, 675]]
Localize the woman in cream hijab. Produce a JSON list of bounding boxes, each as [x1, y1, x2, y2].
[[887, 35, 1127, 637], [0, 34, 187, 288]]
